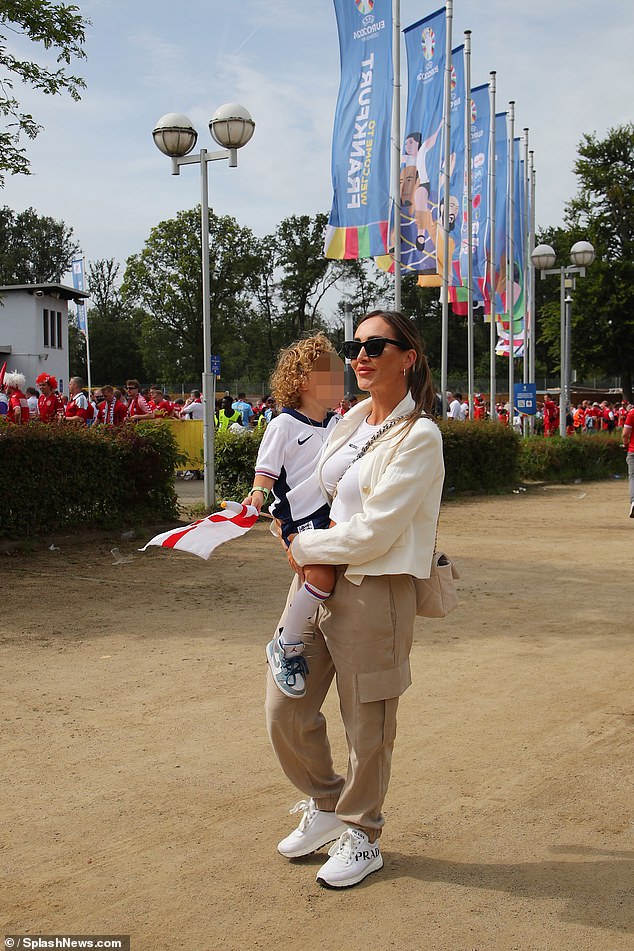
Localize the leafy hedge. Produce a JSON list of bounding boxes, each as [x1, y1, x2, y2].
[[438, 420, 520, 493], [518, 432, 626, 482], [214, 428, 264, 503], [0, 420, 180, 536], [1, 420, 627, 538], [214, 420, 522, 498]]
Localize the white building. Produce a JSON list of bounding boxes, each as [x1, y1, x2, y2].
[[0, 283, 89, 395]]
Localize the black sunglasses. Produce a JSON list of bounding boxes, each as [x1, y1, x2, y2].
[[343, 337, 409, 360]]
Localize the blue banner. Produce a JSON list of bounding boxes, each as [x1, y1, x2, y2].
[[399, 7, 446, 278], [492, 112, 508, 319], [445, 44, 466, 288], [325, 0, 393, 260], [71, 257, 87, 337], [464, 82, 490, 301], [496, 136, 525, 357]]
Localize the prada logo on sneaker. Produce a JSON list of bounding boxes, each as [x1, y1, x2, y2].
[[356, 846, 380, 861]]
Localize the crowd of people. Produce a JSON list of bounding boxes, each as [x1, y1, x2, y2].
[[444, 389, 632, 436], [3, 371, 630, 445], [0, 373, 289, 431]]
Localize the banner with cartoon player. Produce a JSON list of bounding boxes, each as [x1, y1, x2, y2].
[[495, 139, 525, 357], [324, 0, 393, 260], [390, 6, 446, 278], [488, 111, 508, 320], [452, 81, 490, 312], [425, 43, 466, 292], [496, 138, 526, 357]]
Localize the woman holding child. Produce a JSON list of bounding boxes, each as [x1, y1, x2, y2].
[[264, 310, 444, 889]]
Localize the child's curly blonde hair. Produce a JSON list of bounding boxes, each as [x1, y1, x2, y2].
[[270, 333, 335, 410]]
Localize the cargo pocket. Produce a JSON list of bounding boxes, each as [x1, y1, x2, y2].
[[356, 658, 412, 703]]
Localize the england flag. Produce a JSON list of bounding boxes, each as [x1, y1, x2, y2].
[[140, 501, 259, 560]]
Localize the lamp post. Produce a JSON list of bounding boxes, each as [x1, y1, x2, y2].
[[153, 104, 255, 510], [531, 240, 595, 437]]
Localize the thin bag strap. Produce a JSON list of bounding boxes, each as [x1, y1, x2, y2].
[[332, 415, 406, 498]]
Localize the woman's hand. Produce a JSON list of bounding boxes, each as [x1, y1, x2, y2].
[[286, 534, 305, 581]]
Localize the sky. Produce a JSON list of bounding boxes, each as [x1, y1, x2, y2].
[[2, 0, 633, 310]]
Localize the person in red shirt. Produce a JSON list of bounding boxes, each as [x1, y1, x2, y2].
[[125, 379, 153, 421], [149, 385, 176, 418], [473, 394, 486, 420], [496, 403, 509, 426], [4, 371, 30, 424], [542, 395, 559, 437], [97, 384, 127, 425], [64, 376, 91, 425], [36, 372, 63, 423], [622, 404, 634, 518], [586, 402, 600, 432]]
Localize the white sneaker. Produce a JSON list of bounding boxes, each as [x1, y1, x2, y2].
[[277, 799, 348, 859], [630, 500, 634, 518], [316, 828, 383, 888]]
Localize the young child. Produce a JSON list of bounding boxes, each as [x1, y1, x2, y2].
[[244, 334, 344, 699]]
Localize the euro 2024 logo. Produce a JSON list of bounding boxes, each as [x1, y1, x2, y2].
[[355, 0, 374, 14], [421, 27, 435, 61]]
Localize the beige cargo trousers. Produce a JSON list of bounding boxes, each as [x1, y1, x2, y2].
[[265, 568, 417, 841]]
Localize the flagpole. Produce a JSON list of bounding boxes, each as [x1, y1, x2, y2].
[[85, 314, 93, 395], [507, 101, 515, 419], [464, 30, 474, 419], [440, 0, 453, 418], [522, 128, 530, 437], [76, 254, 92, 394], [392, 0, 402, 310], [488, 71, 497, 419], [529, 150, 536, 389]]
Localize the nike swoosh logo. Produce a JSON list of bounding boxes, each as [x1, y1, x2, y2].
[[298, 435, 312, 445]]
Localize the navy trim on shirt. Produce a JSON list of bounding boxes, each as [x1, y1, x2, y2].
[[281, 408, 335, 428]]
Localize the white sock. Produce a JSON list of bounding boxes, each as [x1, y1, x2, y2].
[[280, 582, 331, 646]]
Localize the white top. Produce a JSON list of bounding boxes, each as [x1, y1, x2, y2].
[[448, 398, 465, 420], [255, 409, 339, 524], [182, 400, 204, 420], [291, 394, 445, 585], [322, 417, 381, 524]]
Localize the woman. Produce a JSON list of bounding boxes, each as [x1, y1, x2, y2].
[[266, 310, 445, 889]]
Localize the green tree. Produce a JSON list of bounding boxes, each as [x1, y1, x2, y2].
[[0, 0, 88, 183], [0, 204, 78, 281], [273, 213, 345, 338], [121, 207, 263, 386], [564, 123, 634, 398], [79, 259, 146, 383]]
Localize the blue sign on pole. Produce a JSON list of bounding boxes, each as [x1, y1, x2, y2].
[[514, 382, 537, 415], [211, 355, 221, 375]]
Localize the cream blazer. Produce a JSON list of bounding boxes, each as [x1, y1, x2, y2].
[[290, 392, 445, 585]]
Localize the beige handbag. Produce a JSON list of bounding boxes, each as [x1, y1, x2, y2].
[[414, 551, 460, 618]]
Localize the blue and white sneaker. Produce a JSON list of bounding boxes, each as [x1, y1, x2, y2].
[[266, 635, 309, 699]]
